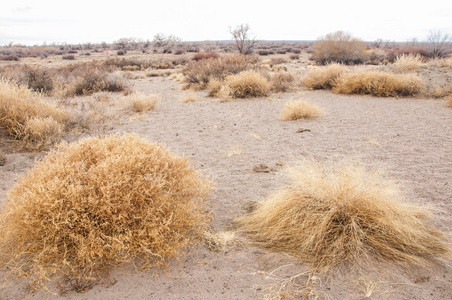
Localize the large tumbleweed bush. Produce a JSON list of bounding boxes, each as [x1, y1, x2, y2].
[[333, 71, 425, 97], [238, 159, 451, 272], [0, 79, 69, 150], [302, 63, 349, 90], [0, 134, 213, 292], [311, 31, 368, 65], [280, 100, 324, 120], [220, 70, 270, 99]]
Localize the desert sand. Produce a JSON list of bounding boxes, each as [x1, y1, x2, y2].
[[0, 55, 451, 299]]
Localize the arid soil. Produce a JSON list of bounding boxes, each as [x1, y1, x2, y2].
[[0, 54, 451, 299]]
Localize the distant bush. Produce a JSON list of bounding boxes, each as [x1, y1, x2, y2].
[[117, 50, 126, 56], [0, 134, 212, 292], [312, 31, 368, 65], [0, 79, 69, 150], [192, 51, 220, 61], [0, 55, 20, 61], [221, 70, 270, 99], [258, 50, 270, 56], [62, 54, 75, 60], [280, 100, 324, 120], [289, 54, 300, 60], [182, 54, 261, 89], [393, 54, 425, 73], [302, 64, 349, 90], [333, 71, 425, 97]]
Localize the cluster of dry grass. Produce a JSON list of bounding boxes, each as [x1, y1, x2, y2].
[[127, 92, 160, 113], [0, 134, 213, 292], [209, 71, 270, 99], [270, 71, 297, 93], [0, 79, 69, 150], [280, 100, 324, 121], [393, 54, 425, 73], [238, 159, 452, 273], [303, 64, 425, 97]]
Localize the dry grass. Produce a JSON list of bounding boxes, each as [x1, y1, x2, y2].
[[270, 71, 297, 93], [203, 230, 237, 252], [0, 80, 69, 150], [446, 96, 452, 108], [333, 71, 425, 97], [221, 71, 270, 99], [429, 57, 452, 68], [0, 150, 5, 166], [127, 92, 160, 112], [280, 100, 324, 121], [180, 91, 198, 103], [0, 134, 213, 292], [393, 54, 425, 73], [238, 159, 451, 273], [302, 64, 349, 90]]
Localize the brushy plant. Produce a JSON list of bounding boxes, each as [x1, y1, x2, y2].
[[182, 54, 261, 89], [312, 31, 368, 65], [237, 159, 452, 272], [333, 71, 425, 97], [0, 79, 69, 150], [280, 100, 324, 120], [127, 92, 160, 112], [0, 134, 213, 292], [270, 71, 297, 93], [221, 70, 270, 99], [302, 64, 349, 90], [192, 51, 220, 61], [393, 54, 425, 73]]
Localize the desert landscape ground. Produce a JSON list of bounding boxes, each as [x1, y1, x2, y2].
[[0, 38, 451, 299]]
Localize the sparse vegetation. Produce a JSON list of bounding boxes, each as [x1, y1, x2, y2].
[[302, 63, 349, 90], [0, 134, 213, 292], [312, 31, 368, 65], [280, 100, 324, 120], [127, 92, 160, 113], [270, 71, 297, 93], [238, 159, 452, 272], [333, 71, 425, 97], [393, 54, 425, 73]]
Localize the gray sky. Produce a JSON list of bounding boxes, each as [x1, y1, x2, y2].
[[1, 0, 451, 46]]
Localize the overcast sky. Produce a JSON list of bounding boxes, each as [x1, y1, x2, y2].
[[1, 0, 451, 46]]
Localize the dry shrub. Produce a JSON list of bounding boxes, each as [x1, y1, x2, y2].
[[59, 70, 125, 97], [312, 31, 368, 65], [270, 71, 297, 93], [222, 71, 270, 99], [238, 159, 452, 273], [269, 57, 288, 66], [280, 100, 324, 121], [393, 54, 425, 72], [0, 134, 213, 292], [127, 92, 160, 112], [0, 80, 69, 150], [446, 96, 452, 108], [182, 54, 261, 89], [203, 230, 237, 252], [430, 57, 452, 68], [333, 71, 425, 97], [302, 63, 349, 90], [0, 150, 5, 166], [192, 51, 220, 61]]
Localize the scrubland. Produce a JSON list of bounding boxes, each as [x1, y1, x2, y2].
[[0, 38, 451, 299]]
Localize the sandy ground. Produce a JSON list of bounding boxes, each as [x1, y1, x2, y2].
[[1, 66, 452, 299]]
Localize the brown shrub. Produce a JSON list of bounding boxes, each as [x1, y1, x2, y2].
[[238, 159, 452, 272], [270, 71, 297, 93], [280, 100, 324, 120], [302, 64, 349, 90], [192, 51, 220, 61], [221, 70, 270, 99], [312, 31, 368, 65], [182, 55, 261, 89], [0, 134, 213, 292], [0, 80, 69, 150], [333, 71, 425, 97]]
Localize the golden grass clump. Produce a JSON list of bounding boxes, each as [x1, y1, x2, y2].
[[393, 54, 425, 73], [280, 100, 324, 121], [238, 159, 451, 272], [270, 71, 297, 93], [0, 134, 212, 291], [302, 64, 349, 90], [127, 92, 160, 112], [333, 71, 425, 97], [222, 70, 270, 99], [446, 96, 452, 108], [0, 79, 69, 150]]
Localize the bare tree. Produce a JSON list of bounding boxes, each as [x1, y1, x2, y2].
[[427, 30, 451, 58], [230, 24, 256, 55], [153, 34, 181, 52]]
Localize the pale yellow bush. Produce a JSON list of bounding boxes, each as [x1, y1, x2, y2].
[[280, 100, 324, 120], [222, 70, 270, 99], [127, 92, 160, 112], [302, 64, 349, 89], [393, 54, 425, 73]]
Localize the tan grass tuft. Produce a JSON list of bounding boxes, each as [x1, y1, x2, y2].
[[222, 71, 270, 99], [203, 230, 238, 252], [446, 96, 452, 108], [270, 71, 297, 93], [238, 159, 451, 272], [393, 54, 425, 73], [0, 79, 69, 150], [0, 134, 213, 292], [127, 92, 160, 112], [280, 100, 324, 121], [302, 64, 349, 90], [333, 71, 425, 97]]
